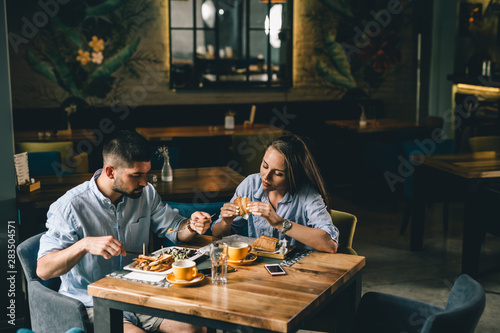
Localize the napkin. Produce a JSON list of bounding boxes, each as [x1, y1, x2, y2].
[[124, 272, 166, 283]]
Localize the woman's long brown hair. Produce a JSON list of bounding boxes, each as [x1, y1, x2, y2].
[[267, 134, 331, 210]]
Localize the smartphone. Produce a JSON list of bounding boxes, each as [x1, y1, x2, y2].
[[199, 265, 236, 276], [264, 264, 287, 276]]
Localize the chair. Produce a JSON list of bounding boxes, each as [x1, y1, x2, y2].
[[400, 139, 455, 235], [16, 141, 88, 174], [17, 233, 91, 333], [330, 209, 357, 255], [27, 152, 63, 177], [230, 130, 283, 176], [352, 274, 486, 333], [468, 135, 500, 152], [17, 328, 85, 333]]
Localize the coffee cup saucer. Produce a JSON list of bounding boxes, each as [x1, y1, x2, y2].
[[166, 272, 205, 286], [228, 253, 257, 265]]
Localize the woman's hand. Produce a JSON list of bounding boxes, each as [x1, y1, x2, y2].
[[247, 202, 283, 228], [220, 202, 239, 224], [212, 202, 239, 238]]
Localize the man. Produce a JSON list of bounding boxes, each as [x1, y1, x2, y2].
[[37, 130, 211, 333]]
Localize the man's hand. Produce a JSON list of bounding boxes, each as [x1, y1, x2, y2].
[[37, 235, 126, 280], [189, 211, 213, 235], [82, 236, 126, 259]]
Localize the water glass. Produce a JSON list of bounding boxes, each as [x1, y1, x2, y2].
[[210, 243, 228, 284]]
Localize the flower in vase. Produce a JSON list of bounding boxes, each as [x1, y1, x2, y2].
[[156, 146, 170, 159]]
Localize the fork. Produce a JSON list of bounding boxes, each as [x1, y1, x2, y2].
[[167, 213, 217, 233]]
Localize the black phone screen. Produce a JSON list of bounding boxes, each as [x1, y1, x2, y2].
[[265, 264, 286, 275]]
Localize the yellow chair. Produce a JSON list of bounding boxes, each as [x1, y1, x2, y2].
[[330, 209, 358, 255], [302, 209, 358, 333], [469, 136, 500, 152], [230, 130, 283, 176], [15, 141, 89, 174]]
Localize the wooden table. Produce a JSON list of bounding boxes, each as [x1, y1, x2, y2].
[[17, 167, 244, 209], [136, 124, 283, 141], [325, 118, 418, 133], [15, 129, 97, 142], [411, 151, 500, 275], [88, 237, 365, 333]]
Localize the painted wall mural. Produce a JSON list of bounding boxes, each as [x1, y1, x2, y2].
[[7, 0, 166, 109], [311, 0, 407, 99]]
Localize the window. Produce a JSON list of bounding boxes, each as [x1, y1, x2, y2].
[[169, 0, 292, 89]]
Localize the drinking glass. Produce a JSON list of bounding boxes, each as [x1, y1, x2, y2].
[[210, 243, 228, 284]]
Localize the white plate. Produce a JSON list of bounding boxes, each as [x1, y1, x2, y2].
[[123, 247, 204, 276]]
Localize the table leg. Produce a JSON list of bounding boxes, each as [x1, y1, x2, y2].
[[410, 201, 425, 251], [93, 298, 123, 333], [462, 193, 484, 277], [336, 271, 362, 332], [410, 163, 428, 251]]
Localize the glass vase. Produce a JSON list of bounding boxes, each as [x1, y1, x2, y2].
[[161, 156, 173, 182]]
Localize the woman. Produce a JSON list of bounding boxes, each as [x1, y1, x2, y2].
[[212, 134, 338, 253]]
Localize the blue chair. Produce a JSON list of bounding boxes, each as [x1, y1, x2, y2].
[[16, 141, 88, 174], [159, 201, 225, 246], [17, 233, 91, 333], [400, 139, 455, 235], [27, 151, 63, 177], [352, 274, 485, 333]]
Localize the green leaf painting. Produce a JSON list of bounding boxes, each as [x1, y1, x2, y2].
[[314, 0, 403, 96], [25, 51, 58, 85], [19, 0, 155, 105], [85, 0, 129, 19], [317, 60, 356, 90], [317, 0, 354, 19]]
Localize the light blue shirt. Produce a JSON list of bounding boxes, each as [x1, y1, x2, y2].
[[38, 170, 185, 306], [212, 173, 339, 248]]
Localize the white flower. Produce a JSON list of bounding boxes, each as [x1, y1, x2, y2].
[[91, 52, 103, 64]]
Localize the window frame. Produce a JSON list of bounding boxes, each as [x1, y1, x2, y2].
[[169, 0, 293, 90]]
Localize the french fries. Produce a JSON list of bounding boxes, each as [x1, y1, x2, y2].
[[132, 253, 173, 272]]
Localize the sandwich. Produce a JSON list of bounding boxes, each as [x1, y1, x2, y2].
[[252, 235, 281, 252], [234, 196, 253, 220]]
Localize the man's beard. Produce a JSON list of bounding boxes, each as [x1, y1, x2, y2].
[[113, 178, 144, 199]]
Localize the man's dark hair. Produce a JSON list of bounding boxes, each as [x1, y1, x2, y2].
[[102, 130, 152, 168]]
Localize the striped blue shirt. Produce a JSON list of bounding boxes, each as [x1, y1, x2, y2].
[[38, 170, 185, 306]]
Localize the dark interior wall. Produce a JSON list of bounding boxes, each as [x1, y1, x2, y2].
[[6, 0, 425, 131]]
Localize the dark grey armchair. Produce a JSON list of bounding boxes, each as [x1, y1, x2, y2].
[[353, 274, 486, 333], [17, 233, 90, 333]]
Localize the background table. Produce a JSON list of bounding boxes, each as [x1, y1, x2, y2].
[[88, 237, 365, 333], [325, 118, 418, 133], [15, 129, 97, 142], [136, 124, 283, 141], [411, 151, 500, 276]]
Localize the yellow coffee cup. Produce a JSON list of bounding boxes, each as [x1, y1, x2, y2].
[[172, 260, 198, 281], [228, 242, 253, 261]]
